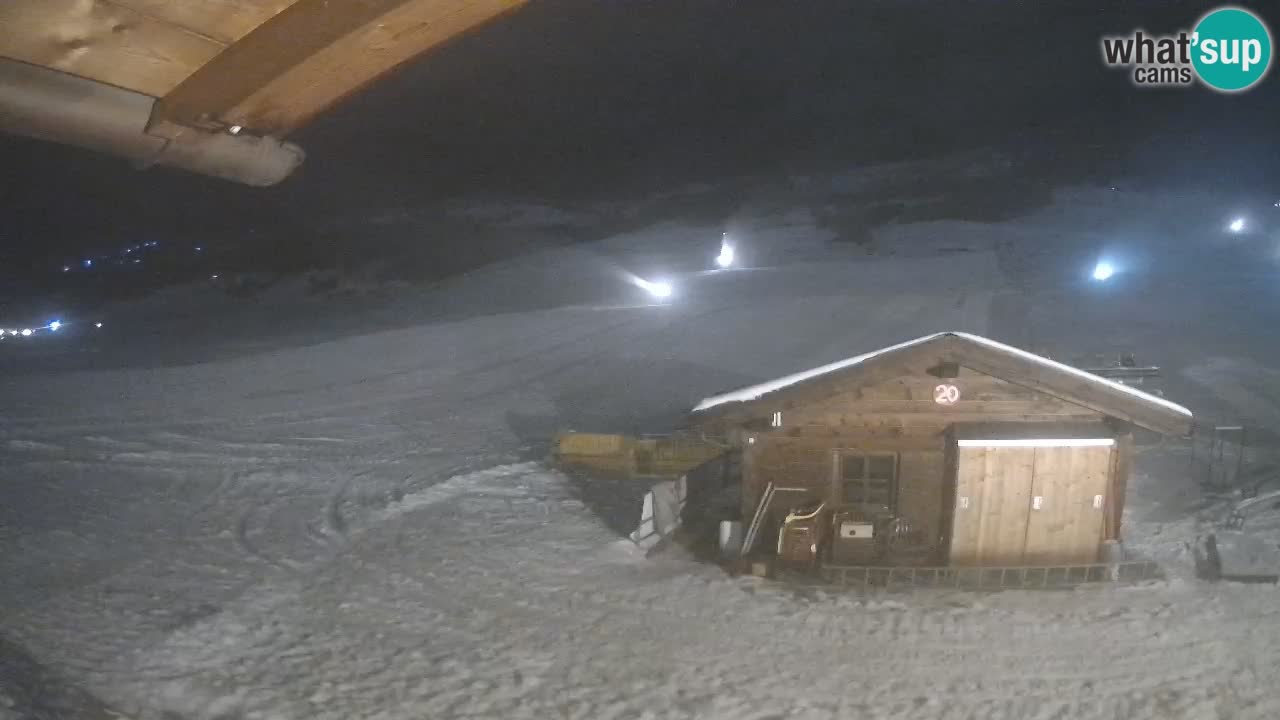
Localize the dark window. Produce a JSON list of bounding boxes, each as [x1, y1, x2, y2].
[[840, 455, 865, 481], [839, 452, 898, 511]]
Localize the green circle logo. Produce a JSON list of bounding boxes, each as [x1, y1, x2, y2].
[[1192, 7, 1272, 92]]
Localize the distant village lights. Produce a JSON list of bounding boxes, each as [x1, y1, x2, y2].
[[0, 320, 79, 341]]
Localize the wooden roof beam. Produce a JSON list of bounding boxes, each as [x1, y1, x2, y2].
[[149, 0, 526, 138]]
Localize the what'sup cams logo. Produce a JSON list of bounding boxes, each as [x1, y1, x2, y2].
[[1102, 6, 1272, 92]]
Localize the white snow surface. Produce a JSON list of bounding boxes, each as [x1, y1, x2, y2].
[[3, 184, 1280, 719], [693, 331, 1193, 417]]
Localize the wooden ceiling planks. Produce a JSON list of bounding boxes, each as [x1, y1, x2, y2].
[[101, 0, 301, 45], [3, 0, 525, 146], [0, 0, 227, 96], [151, 0, 526, 135]]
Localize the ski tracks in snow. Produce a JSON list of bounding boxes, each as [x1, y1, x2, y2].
[[88, 462, 1280, 720]]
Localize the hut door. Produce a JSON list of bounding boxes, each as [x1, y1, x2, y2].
[[1022, 445, 1112, 565], [950, 442, 1113, 566], [950, 446, 1033, 566]]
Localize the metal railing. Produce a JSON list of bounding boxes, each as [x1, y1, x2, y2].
[[819, 560, 1161, 589]]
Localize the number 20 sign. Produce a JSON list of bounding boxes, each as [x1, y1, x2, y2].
[[933, 383, 960, 405]]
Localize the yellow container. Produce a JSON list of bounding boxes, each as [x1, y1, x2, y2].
[[553, 432, 725, 478]]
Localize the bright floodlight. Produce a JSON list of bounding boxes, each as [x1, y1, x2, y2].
[[95, 322, 103, 329], [647, 280, 673, 298], [48, 321, 61, 331], [633, 276, 673, 298], [20, 328, 32, 336], [1092, 261, 1115, 281], [715, 240, 735, 268], [1229, 217, 1246, 233]]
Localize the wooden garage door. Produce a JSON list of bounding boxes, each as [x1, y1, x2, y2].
[[1023, 445, 1112, 564], [950, 442, 1112, 566]]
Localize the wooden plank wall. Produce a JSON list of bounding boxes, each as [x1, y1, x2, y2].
[[743, 433, 948, 542], [744, 435, 836, 519], [778, 364, 1103, 430], [898, 450, 945, 544], [1108, 433, 1133, 540], [702, 335, 1189, 437]]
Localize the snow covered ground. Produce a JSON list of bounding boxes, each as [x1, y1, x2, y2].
[[3, 179, 1280, 719]]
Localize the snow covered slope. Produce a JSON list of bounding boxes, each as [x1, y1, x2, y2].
[[3, 185, 1280, 719]]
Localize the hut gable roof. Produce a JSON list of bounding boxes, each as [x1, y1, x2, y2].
[[691, 332, 1192, 436]]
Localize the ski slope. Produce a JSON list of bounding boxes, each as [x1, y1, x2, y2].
[[3, 184, 1280, 719]]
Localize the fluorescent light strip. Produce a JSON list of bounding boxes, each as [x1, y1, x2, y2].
[[957, 438, 1115, 448]]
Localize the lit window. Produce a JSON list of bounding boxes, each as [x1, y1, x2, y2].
[[771, 411, 782, 428]]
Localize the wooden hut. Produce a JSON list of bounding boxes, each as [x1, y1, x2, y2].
[[690, 332, 1192, 568]]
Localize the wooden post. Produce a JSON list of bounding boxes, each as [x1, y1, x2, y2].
[[1108, 433, 1133, 541]]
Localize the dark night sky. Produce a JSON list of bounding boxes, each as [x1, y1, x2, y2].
[[2, 0, 1278, 269]]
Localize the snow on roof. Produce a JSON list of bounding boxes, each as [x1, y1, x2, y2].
[[692, 333, 942, 412], [691, 331, 1193, 418]]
